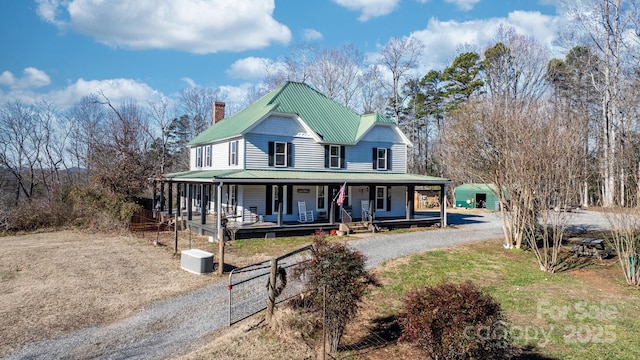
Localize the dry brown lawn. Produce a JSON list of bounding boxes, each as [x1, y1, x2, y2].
[[0, 229, 221, 357]]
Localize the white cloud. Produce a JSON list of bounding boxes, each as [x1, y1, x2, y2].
[[0, 71, 16, 86], [0, 67, 51, 90], [181, 77, 197, 88], [332, 0, 400, 22], [226, 57, 271, 80], [35, 0, 292, 54], [47, 78, 162, 109], [302, 29, 323, 41], [407, 11, 560, 73], [219, 84, 253, 104], [0, 76, 162, 110], [444, 0, 479, 11]]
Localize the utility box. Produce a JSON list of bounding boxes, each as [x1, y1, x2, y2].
[[181, 249, 214, 274]]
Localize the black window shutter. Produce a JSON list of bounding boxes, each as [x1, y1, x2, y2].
[[372, 148, 378, 169], [340, 146, 345, 168], [268, 142, 274, 166], [387, 148, 392, 170], [324, 145, 329, 168], [287, 142, 292, 167], [286, 185, 293, 214], [387, 186, 392, 211], [266, 185, 273, 215], [228, 142, 231, 166]]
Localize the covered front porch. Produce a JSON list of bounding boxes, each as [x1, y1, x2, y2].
[[178, 209, 446, 240], [158, 169, 451, 241]]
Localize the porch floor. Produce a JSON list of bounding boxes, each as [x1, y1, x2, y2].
[[175, 210, 443, 239]]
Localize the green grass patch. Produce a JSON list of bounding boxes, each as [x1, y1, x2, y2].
[[373, 240, 640, 359]]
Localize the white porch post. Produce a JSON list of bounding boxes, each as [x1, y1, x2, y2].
[[440, 184, 447, 227], [217, 183, 223, 241], [217, 182, 224, 274]]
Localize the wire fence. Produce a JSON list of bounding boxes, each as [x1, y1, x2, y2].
[[227, 245, 312, 326]]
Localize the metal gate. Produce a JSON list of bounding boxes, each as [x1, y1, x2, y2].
[[227, 245, 312, 326]]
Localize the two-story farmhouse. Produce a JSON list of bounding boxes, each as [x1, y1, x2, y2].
[[162, 81, 451, 240]]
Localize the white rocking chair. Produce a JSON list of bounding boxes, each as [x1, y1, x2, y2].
[[298, 201, 314, 223]]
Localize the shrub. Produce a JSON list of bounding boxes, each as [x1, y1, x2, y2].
[[398, 281, 516, 360], [69, 186, 140, 230], [295, 230, 378, 353]]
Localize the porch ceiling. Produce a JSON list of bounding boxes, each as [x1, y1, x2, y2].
[[164, 169, 451, 185]]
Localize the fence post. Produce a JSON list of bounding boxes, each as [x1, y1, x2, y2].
[[266, 257, 278, 323], [322, 285, 326, 360]]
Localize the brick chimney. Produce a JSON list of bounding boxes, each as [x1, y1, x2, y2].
[[212, 101, 225, 124]]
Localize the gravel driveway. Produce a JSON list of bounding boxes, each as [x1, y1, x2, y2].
[[6, 210, 609, 359]]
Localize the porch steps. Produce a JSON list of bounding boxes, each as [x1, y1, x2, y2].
[[345, 222, 373, 234]]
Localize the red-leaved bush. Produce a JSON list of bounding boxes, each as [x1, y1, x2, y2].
[[398, 281, 517, 359]]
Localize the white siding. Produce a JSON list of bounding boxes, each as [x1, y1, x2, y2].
[[242, 185, 265, 218], [349, 186, 406, 218], [188, 139, 245, 171], [251, 115, 305, 136], [361, 126, 402, 143], [210, 139, 244, 169], [388, 186, 407, 217], [245, 115, 311, 170], [189, 147, 196, 170], [191, 116, 408, 174], [391, 143, 407, 173]]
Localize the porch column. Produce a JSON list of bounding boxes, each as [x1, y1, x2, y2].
[[216, 182, 224, 275], [276, 184, 283, 226], [187, 184, 193, 221], [368, 185, 375, 220], [440, 184, 447, 227], [407, 185, 415, 220], [167, 181, 173, 216], [152, 180, 157, 211], [200, 184, 206, 225], [160, 181, 165, 212], [175, 183, 181, 223], [216, 183, 223, 241], [329, 196, 335, 225]]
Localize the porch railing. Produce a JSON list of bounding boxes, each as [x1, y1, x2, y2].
[[341, 207, 352, 223]]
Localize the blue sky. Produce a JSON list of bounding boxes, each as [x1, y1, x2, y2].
[[0, 0, 563, 110]]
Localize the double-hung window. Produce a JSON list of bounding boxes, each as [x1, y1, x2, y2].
[[196, 147, 203, 168], [376, 186, 387, 210], [330, 145, 341, 168], [229, 140, 238, 166], [205, 146, 212, 167], [316, 186, 326, 210], [275, 142, 286, 166], [268, 141, 292, 167], [372, 147, 390, 170], [324, 145, 345, 169]]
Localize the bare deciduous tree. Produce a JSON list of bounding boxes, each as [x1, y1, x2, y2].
[[606, 209, 640, 285], [443, 34, 584, 272], [359, 65, 388, 114], [564, 0, 640, 206], [378, 37, 424, 124], [0, 101, 43, 202], [179, 85, 221, 139], [93, 95, 154, 198], [444, 97, 583, 272]]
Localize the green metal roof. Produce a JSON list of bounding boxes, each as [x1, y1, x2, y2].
[[165, 169, 451, 185], [188, 81, 395, 146]]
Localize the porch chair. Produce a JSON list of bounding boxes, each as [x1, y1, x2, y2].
[[298, 201, 314, 223], [361, 200, 372, 222], [223, 207, 240, 222]]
